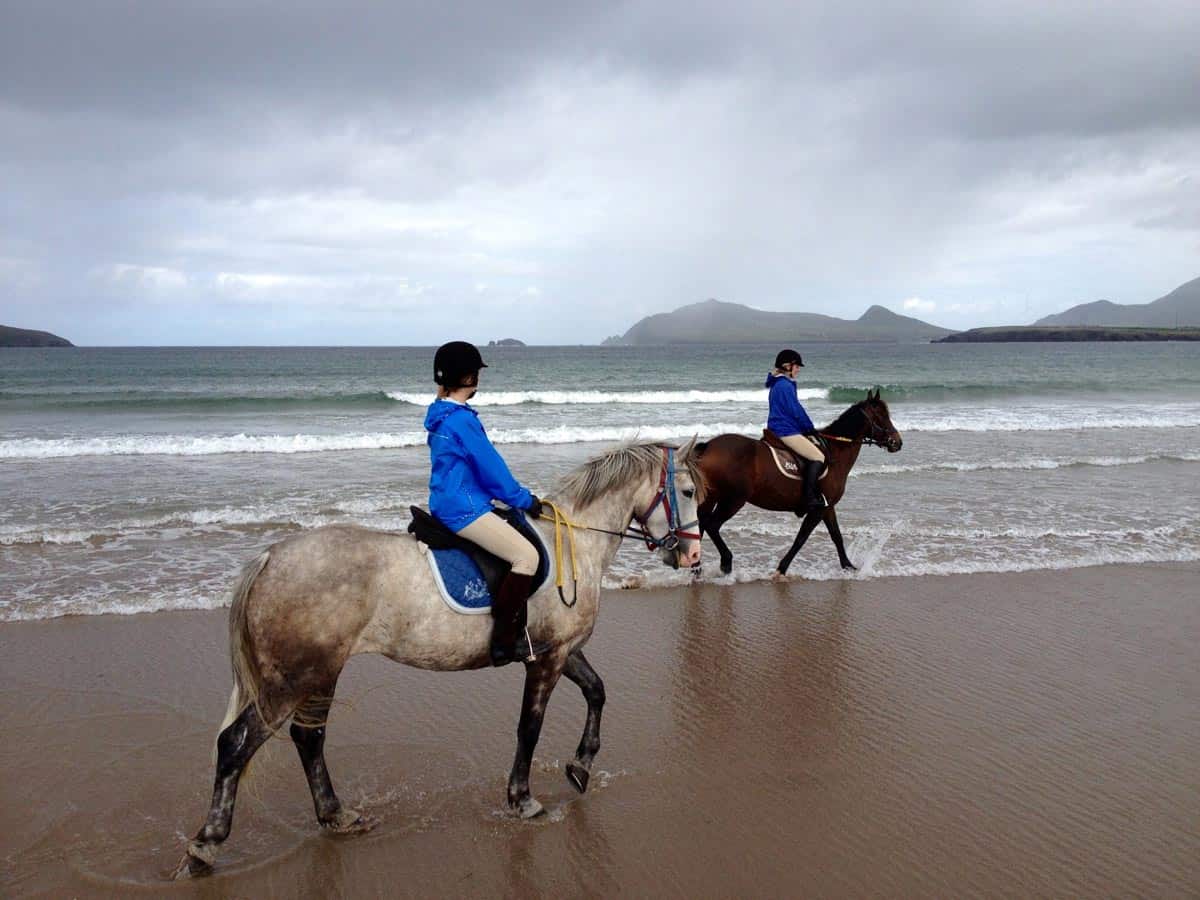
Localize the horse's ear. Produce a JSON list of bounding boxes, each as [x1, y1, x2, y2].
[[680, 435, 699, 459], [869, 387, 880, 401]]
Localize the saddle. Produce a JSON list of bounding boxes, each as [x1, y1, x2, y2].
[[761, 428, 807, 476], [407, 506, 550, 604], [761, 428, 829, 481]]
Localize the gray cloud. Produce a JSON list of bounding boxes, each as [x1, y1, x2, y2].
[[2, 0, 1199, 343]]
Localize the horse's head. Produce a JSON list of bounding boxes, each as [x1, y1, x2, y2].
[[861, 388, 902, 453], [634, 439, 704, 569], [554, 440, 704, 569]]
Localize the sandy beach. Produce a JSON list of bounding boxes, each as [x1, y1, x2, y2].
[[3, 562, 1199, 897]]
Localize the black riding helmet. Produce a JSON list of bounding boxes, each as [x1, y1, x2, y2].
[[434, 341, 488, 386], [774, 348, 804, 369]]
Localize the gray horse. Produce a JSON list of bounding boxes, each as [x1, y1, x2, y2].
[[175, 441, 703, 878]]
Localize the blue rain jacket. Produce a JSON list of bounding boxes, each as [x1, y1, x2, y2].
[[424, 399, 534, 531], [765, 373, 816, 437]]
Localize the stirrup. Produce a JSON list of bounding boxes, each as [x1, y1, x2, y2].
[[490, 629, 537, 667], [522, 627, 537, 663]]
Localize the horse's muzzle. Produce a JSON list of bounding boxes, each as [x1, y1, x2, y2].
[[887, 433, 903, 453], [679, 541, 702, 569], [663, 541, 701, 570]]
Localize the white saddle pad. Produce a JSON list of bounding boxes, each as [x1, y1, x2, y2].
[[767, 445, 805, 481]]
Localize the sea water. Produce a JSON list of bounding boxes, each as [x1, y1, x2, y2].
[[3, 342, 1198, 619]]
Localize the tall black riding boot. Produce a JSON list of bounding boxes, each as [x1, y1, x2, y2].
[[490, 571, 535, 667], [801, 460, 826, 512]]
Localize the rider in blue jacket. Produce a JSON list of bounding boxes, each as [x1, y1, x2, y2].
[[425, 341, 543, 666], [765, 348, 826, 512]]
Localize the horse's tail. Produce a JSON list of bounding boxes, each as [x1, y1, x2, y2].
[[214, 550, 271, 758]]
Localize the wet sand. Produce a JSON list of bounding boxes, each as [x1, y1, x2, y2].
[[3, 562, 1199, 897]]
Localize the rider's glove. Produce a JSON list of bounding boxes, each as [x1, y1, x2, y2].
[[526, 495, 544, 519]]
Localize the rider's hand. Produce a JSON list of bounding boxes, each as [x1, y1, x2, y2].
[[526, 495, 544, 519]]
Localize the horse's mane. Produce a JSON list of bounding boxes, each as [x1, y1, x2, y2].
[[823, 402, 867, 438], [555, 441, 705, 510], [823, 395, 892, 439]]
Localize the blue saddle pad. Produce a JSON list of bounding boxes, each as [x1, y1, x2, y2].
[[420, 514, 550, 615], [429, 547, 496, 614]]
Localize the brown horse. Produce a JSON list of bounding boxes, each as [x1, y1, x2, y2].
[[694, 389, 902, 576]]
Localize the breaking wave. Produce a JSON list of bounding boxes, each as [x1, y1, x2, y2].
[[5, 411, 1200, 460], [386, 388, 825, 405], [851, 451, 1200, 477]]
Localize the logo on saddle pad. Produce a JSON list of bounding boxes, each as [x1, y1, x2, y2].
[[766, 445, 805, 481]]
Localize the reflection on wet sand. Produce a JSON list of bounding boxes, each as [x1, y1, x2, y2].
[[671, 578, 857, 779], [2, 564, 1199, 896]]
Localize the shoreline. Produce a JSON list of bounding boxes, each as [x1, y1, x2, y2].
[[8, 554, 1200, 624], [4, 561, 1199, 896]]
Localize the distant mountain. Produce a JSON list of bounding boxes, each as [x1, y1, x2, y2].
[[1, 325, 74, 347], [1034, 275, 1200, 327], [610, 299, 954, 345]]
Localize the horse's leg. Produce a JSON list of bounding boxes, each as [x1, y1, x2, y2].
[[290, 695, 377, 834], [823, 506, 857, 570], [561, 649, 605, 794], [174, 704, 273, 878], [697, 497, 716, 537], [695, 498, 716, 576], [776, 509, 824, 575], [709, 500, 745, 575], [507, 654, 566, 818]]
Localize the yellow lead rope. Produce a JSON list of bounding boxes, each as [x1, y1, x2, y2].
[[541, 500, 580, 606]]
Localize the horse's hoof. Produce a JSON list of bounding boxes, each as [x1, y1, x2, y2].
[[323, 808, 378, 834], [511, 796, 545, 819], [770, 570, 787, 583], [172, 841, 215, 880], [566, 761, 590, 794], [841, 562, 857, 571], [719, 561, 733, 575]]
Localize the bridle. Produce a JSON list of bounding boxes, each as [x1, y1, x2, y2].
[[540, 445, 701, 607], [820, 403, 897, 449], [627, 445, 702, 552], [859, 405, 897, 448]]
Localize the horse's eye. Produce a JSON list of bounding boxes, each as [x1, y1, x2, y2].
[[682, 489, 695, 499]]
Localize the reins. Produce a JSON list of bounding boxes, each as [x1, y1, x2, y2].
[[540, 500, 582, 607]]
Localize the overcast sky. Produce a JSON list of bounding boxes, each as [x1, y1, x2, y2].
[[2, 1, 1199, 345]]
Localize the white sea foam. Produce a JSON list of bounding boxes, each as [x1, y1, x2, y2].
[[894, 407, 1200, 433], [0, 527, 114, 546], [0, 424, 757, 459], [0, 497, 424, 546], [866, 546, 1200, 579], [7, 528, 1198, 619], [0, 432, 431, 459], [3, 408, 1199, 461], [724, 517, 1198, 541], [603, 546, 1200, 591], [386, 388, 824, 406], [851, 451, 1200, 477]]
